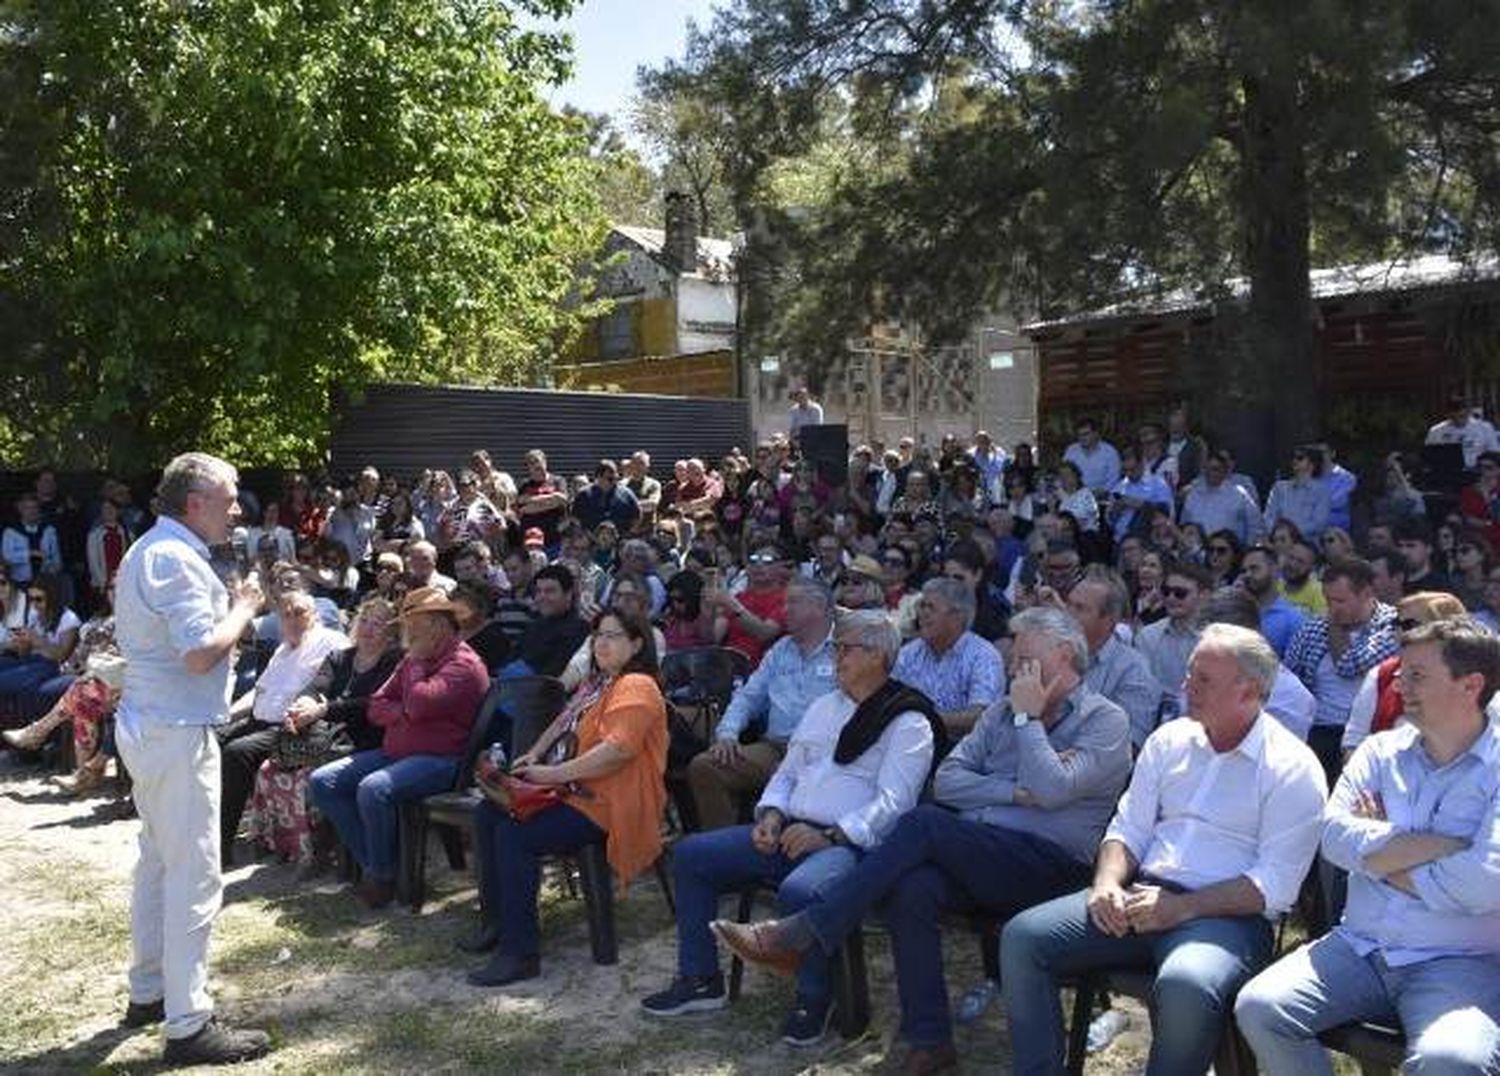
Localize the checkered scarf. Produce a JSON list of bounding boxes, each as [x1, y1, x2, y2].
[[1285, 602, 1401, 686]]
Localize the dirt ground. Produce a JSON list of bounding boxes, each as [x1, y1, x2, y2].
[[0, 755, 1155, 1075]]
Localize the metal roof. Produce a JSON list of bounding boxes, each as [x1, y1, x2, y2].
[[1025, 253, 1500, 333], [611, 225, 738, 282]]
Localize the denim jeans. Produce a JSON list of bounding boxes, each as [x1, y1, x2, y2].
[[1000, 889, 1274, 1076], [1235, 931, 1500, 1075], [672, 823, 859, 1003], [474, 800, 604, 959], [307, 749, 458, 882], [804, 804, 1091, 1047], [0, 654, 60, 697]]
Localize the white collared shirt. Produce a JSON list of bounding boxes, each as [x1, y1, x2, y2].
[[1104, 712, 1328, 917], [249, 624, 349, 724], [757, 687, 934, 849], [115, 515, 234, 729]]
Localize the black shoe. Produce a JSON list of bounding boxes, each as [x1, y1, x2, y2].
[[640, 974, 728, 1017], [121, 998, 165, 1028], [162, 1017, 271, 1065], [780, 995, 833, 1047], [466, 953, 540, 988], [456, 924, 500, 954]]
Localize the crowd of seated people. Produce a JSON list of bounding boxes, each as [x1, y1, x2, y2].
[[2, 398, 1498, 1073]]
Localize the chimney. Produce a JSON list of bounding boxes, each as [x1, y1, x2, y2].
[[663, 190, 698, 274]]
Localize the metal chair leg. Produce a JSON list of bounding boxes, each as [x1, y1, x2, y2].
[[726, 888, 756, 1001]]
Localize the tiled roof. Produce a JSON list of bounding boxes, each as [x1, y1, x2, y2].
[[611, 225, 737, 282]]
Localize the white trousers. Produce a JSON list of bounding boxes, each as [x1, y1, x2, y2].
[[116, 721, 223, 1039]]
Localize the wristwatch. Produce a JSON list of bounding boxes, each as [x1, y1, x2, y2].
[[1013, 711, 1033, 729], [823, 826, 849, 846]]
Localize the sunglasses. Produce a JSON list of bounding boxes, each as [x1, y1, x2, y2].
[[1397, 617, 1423, 631], [748, 552, 780, 565], [1164, 585, 1195, 600]]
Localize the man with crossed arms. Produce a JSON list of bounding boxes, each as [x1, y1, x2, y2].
[[1236, 617, 1500, 1074]]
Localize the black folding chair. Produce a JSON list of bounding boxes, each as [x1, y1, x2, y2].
[[396, 676, 566, 912]]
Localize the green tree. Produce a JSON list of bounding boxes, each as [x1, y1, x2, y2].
[[0, 0, 606, 469], [654, 0, 1500, 467], [562, 106, 662, 227]]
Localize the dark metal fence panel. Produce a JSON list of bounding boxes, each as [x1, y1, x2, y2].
[[329, 383, 753, 482]]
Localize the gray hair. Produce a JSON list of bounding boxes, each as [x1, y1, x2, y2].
[[1194, 622, 1279, 701], [156, 452, 238, 517], [921, 576, 975, 630], [836, 609, 901, 668], [1078, 564, 1129, 621], [787, 575, 834, 613], [1010, 606, 1090, 676]]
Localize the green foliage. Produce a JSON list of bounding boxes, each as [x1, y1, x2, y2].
[[651, 0, 1500, 457], [0, 0, 606, 469]]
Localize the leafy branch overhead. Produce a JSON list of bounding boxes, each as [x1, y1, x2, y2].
[[0, 0, 607, 469], [648, 0, 1500, 459]]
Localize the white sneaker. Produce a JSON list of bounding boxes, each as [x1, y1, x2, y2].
[[955, 978, 1000, 1024], [1086, 1008, 1129, 1053]]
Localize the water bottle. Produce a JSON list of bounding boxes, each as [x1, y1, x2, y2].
[[487, 743, 507, 770]]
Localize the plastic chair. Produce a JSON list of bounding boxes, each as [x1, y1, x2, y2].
[[396, 676, 566, 911]]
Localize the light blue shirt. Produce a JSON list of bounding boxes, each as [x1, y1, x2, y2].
[[934, 687, 1133, 863], [715, 630, 836, 744], [115, 515, 235, 730], [1264, 477, 1331, 538], [1, 522, 62, 583], [1259, 596, 1307, 659], [893, 630, 1006, 714], [1322, 721, 1500, 964], [1181, 480, 1264, 544], [1064, 440, 1122, 493], [1322, 465, 1357, 532], [1108, 474, 1175, 542]]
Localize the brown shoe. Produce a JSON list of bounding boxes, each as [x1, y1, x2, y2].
[[3, 715, 63, 752], [709, 918, 804, 978], [356, 878, 396, 909], [52, 759, 106, 796], [900, 1042, 958, 1075]]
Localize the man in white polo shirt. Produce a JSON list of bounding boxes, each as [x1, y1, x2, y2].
[[1000, 624, 1327, 1075], [114, 452, 271, 1065]]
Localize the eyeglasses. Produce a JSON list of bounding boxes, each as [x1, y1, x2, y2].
[[748, 552, 780, 565], [594, 628, 629, 642], [1397, 617, 1423, 631], [834, 641, 872, 655], [1164, 585, 1195, 600]]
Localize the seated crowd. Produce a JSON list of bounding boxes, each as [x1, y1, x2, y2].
[[3, 400, 1499, 1074]]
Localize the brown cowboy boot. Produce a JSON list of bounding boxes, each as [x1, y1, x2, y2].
[[52, 751, 107, 795]]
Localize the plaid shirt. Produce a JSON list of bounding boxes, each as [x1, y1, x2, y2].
[[1285, 602, 1400, 689]]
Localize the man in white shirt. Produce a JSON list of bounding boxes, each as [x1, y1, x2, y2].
[[1063, 418, 1122, 495], [219, 588, 348, 865], [1001, 623, 1328, 1076], [641, 610, 938, 1047], [1425, 395, 1500, 469], [113, 452, 272, 1064]]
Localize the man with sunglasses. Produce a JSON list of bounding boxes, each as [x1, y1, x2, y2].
[[1285, 558, 1401, 783], [709, 544, 790, 669], [1135, 561, 1214, 725]]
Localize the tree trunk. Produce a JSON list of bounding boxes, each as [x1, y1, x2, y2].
[[1238, 60, 1318, 481]]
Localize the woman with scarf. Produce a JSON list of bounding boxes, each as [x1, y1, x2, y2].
[[464, 608, 667, 987]]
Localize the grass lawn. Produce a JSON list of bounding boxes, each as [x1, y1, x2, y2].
[[1, 756, 1161, 1074]]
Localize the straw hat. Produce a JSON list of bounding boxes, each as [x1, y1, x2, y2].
[[399, 586, 457, 620]]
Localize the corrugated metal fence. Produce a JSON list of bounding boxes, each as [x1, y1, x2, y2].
[[330, 382, 753, 482]]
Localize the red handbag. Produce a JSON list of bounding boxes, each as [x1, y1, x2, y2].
[[476, 768, 565, 822]]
